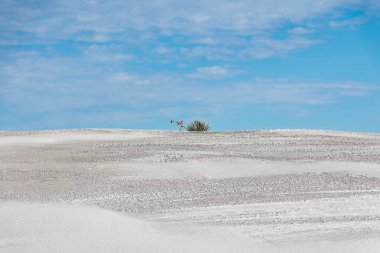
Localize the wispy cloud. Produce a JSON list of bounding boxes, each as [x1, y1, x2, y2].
[[189, 66, 232, 79], [222, 79, 377, 105], [1, 50, 377, 122], [1, 0, 379, 57]]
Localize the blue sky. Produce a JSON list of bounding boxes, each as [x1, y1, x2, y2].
[[1, 0, 380, 132]]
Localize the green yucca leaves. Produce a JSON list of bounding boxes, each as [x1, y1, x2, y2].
[[185, 120, 210, 132]]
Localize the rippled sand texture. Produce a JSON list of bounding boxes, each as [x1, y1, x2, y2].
[[1, 129, 380, 252]]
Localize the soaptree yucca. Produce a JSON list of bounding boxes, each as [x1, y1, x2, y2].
[[185, 120, 209, 132]]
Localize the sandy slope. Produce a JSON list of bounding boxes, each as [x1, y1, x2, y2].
[[1, 129, 380, 252]]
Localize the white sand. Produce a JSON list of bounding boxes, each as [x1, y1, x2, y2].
[[0, 129, 155, 146], [109, 160, 380, 179], [1, 129, 380, 252], [2, 201, 379, 253], [0, 202, 257, 253]]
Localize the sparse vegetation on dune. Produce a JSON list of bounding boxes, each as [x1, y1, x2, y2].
[[185, 120, 209, 132], [171, 119, 210, 131]]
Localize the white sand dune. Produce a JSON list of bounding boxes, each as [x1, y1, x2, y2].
[[1, 202, 379, 253], [1, 129, 380, 252], [0, 129, 155, 146], [0, 202, 257, 253]]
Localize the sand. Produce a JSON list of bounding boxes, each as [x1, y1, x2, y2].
[[1, 129, 380, 252]]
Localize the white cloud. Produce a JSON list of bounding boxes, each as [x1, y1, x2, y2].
[[192, 38, 217, 45], [329, 17, 367, 29], [289, 27, 313, 35], [82, 45, 134, 62], [189, 66, 232, 79], [224, 79, 377, 105], [197, 66, 230, 75], [112, 73, 138, 83], [154, 47, 173, 54], [1, 51, 376, 119], [251, 38, 320, 59], [1, 0, 379, 58]]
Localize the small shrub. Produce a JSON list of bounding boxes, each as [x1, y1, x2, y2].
[[171, 120, 185, 130], [185, 120, 209, 132]]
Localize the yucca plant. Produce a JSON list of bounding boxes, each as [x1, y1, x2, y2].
[[185, 120, 210, 132]]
